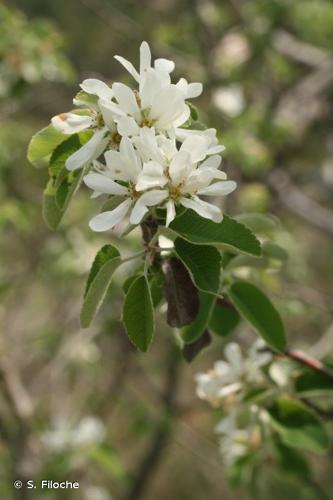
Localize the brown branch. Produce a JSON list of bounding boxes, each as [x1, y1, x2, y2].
[[123, 345, 182, 500], [283, 349, 333, 382], [272, 30, 331, 68], [266, 169, 333, 237]]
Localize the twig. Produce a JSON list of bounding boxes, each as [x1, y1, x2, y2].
[[282, 349, 333, 382], [123, 345, 182, 500], [266, 169, 333, 237], [272, 30, 331, 68]]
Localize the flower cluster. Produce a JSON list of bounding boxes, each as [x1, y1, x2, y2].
[[51, 42, 236, 231], [195, 340, 272, 466]]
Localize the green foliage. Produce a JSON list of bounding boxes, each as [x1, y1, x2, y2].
[[81, 245, 121, 328], [42, 179, 64, 230], [49, 132, 91, 178], [123, 275, 155, 352], [0, 4, 74, 98], [295, 369, 333, 396], [170, 210, 261, 256], [182, 291, 216, 343], [268, 398, 330, 453], [235, 213, 278, 233], [227, 281, 287, 352], [27, 125, 66, 168], [174, 238, 221, 294], [209, 299, 240, 337]]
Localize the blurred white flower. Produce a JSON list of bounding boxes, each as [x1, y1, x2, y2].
[[41, 416, 106, 452], [195, 340, 271, 407], [85, 486, 111, 500], [212, 85, 245, 117], [215, 411, 261, 466]]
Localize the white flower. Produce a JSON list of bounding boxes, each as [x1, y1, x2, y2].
[[41, 415, 105, 452], [115, 41, 202, 99], [100, 41, 202, 137], [134, 128, 236, 226], [51, 79, 117, 171], [195, 340, 271, 407], [83, 136, 168, 231], [215, 412, 259, 466]]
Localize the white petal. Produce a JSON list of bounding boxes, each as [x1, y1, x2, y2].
[[180, 196, 223, 223], [51, 113, 93, 134], [134, 127, 163, 163], [166, 200, 176, 227], [140, 68, 162, 109], [83, 173, 128, 195], [117, 116, 140, 137], [114, 55, 140, 82], [65, 129, 109, 171], [224, 343, 243, 373], [154, 58, 175, 74], [199, 155, 222, 169], [208, 145, 226, 155], [150, 86, 186, 128], [198, 180, 237, 196], [186, 82, 203, 98], [98, 100, 116, 129], [129, 201, 149, 225], [169, 150, 192, 185], [89, 199, 131, 232], [98, 99, 126, 118], [180, 135, 211, 163], [80, 79, 113, 100], [112, 83, 140, 121], [136, 161, 168, 191], [172, 105, 191, 128], [139, 189, 168, 206], [119, 136, 141, 180], [140, 41, 151, 76], [104, 150, 128, 182]]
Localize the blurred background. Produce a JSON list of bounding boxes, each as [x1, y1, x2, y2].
[[1, 0, 333, 498]]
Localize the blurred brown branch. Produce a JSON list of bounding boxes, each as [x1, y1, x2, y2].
[[124, 344, 181, 500], [267, 169, 333, 237]]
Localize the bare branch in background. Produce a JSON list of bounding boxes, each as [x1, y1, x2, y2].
[[272, 30, 332, 68], [267, 169, 333, 237]]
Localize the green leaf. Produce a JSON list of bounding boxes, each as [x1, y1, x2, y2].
[[188, 102, 199, 120], [182, 291, 216, 343], [268, 398, 330, 453], [55, 168, 85, 211], [209, 299, 240, 337], [295, 369, 333, 396], [27, 125, 67, 168], [227, 281, 287, 352], [42, 179, 63, 230], [163, 257, 199, 327], [275, 441, 311, 479], [235, 213, 278, 233], [49, 132, 91, 179], [85, 245, 120, 296], [123, 275, 155, 352], [170, 210, 261, 256], [262, 241, 288, 262], [149, 269, 165, 307], [174, 238, 221, 294], [80, 245, 121, 328]]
